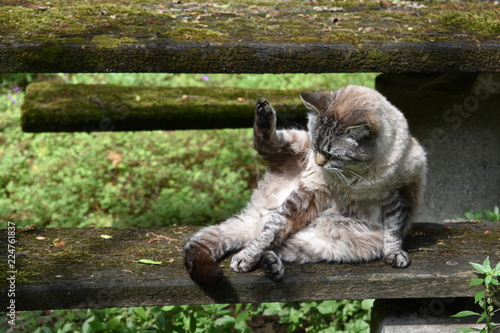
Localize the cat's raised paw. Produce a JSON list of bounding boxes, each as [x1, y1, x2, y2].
[[255, 98, 275, 119], [230, 249, 260, 273], [383, 250, 411, 268], [260, 251, 285, 282]]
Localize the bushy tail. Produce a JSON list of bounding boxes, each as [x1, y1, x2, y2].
[[183, 224, 243, 285], [183, 232, 223, 284]]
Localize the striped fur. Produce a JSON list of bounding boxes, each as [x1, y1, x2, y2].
[[183, 86, 427, 284]]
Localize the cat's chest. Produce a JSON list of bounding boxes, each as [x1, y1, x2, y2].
[[260, 174, 300, 209], [336, 200, 383, 224]]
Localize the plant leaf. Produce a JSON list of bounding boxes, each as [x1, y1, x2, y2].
[[470, 262, 489, 274], [132, 307, 147, 320], [106, 315, 122, 330], [361, 299, 375, 311], [485, 275, 492, 286], [482, 256, 491, 268], [476, 312, 487, 324], [214, 315, 235, 327], [493, 262, 500, 275], [451, 310, 480, 318], [470, 278, 485, 286], [133, 259, 162, 265], [474, 290, 485, 303]]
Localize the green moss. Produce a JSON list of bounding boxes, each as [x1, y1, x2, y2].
[[438, 10, 500, 36], [162, 27, 227, 42], [91, 35, 138, 48], [21, 81, 305, 132], [367, 49, 391, 63], [2, 222, 498, 290], [0, 0, 498, 47]]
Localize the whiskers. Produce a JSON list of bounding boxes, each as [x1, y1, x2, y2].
[[335, 171, 359, 194], [334, 164, 377, 194]]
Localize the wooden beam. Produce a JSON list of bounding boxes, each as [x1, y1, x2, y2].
[[2, 222, 498, 311], [1, 1, 499, 73], [21, 82, 306, 132]]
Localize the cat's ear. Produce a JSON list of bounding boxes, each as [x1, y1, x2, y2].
[[346, 124, 372, 140], [300, 91, 334, 113]]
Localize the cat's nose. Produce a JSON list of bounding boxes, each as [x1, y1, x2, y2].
[[315, 153, 327, 166]]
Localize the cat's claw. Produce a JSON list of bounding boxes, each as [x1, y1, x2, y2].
[[230, 249, 260, 273], [260, 251, 285, 282], [383, 250, 411, 268]]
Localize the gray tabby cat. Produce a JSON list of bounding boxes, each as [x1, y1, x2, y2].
[[183, 85, 426, 284]]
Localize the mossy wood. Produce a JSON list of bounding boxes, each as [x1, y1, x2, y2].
[[21, 82, 306, 132], [1, 1, 499, 73], [1, 222, 499, 311]]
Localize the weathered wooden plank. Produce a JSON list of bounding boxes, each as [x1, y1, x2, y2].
[[1, 222, 499, 310], [21, 82, 306, 132], [0, 1, 498, 73]]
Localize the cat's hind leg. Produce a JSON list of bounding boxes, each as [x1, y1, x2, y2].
[[184, 212, 262, 284], [275, 213, 385, 266]]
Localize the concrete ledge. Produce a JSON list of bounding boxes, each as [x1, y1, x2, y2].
[[376, 73, 500, 222], [371, 298, 500, 333]]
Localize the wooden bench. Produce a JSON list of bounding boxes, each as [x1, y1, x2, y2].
[[2, 222, 499, 311], [1, 222, 499, 331], [1, 1, 499, 73], [1, 0, 499, 331]]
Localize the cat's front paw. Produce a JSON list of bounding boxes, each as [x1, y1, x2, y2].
[[255, 98, 276, 128], [230, 249, 260, 273], [383, 250, 411, 268], [260, 251, 285, 282]]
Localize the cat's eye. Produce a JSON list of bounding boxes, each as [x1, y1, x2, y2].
[[321, 151, 343, 161], [345, 124, 372, 140]]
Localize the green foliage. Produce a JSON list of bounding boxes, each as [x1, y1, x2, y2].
[[0, 73, 37, 90], [258, 300, 373, 332], [458, 206, 500, 222], [451, 257, 500, 333], [484, 206, 500, 222], [2, 300, 373, 333]]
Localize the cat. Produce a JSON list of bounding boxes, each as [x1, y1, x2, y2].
[[183, 85, 427, 285]]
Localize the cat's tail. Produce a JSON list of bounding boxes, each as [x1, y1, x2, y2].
[[183, 221, 245, 285]]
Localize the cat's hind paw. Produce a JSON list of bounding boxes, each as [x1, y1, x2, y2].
[[383, 250, 411, 268], [260, 251, 285, 282], [230, 249, 260, 273]]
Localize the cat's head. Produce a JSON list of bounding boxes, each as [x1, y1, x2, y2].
[[302, 85, 401, 172]]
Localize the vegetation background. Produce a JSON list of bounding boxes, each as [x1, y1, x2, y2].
[[0, 73, 379, 332]]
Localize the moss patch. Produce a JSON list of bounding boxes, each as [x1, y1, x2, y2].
[[91, 35, 138, 48], [21, 81, 305, 132], [1, 222, 498, 288], [0, 1, 499, 47]]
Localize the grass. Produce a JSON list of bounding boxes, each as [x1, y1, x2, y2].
[[1, 73, 377, 332]]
